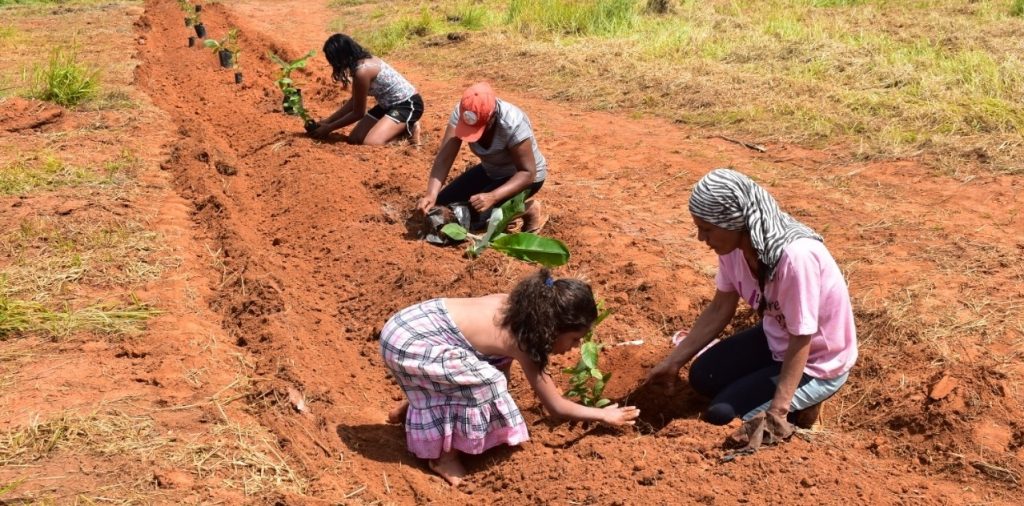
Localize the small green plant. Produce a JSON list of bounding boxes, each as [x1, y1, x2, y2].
[[440, 191, 570, 267], [269, 49, 316, 125], [1013, 0, 1024, 17], [204, 28, 240, 67], [29, 47, 99, 107], [562, 304, 613, 407]]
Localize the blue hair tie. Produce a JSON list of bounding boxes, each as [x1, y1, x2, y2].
[[544, 277, 555, 287]]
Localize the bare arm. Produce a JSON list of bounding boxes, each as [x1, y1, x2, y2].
[[645, 289, 740, 386], [468, 139, 536, 213], [768, 333, 812, 415], [519, 356, 638, 425], [416, 122, 462, 214], [315, 67, 373, 135]]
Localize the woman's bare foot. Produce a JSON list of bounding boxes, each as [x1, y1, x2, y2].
[[386, 400, 409, 424], [428, 450, 466, 486]]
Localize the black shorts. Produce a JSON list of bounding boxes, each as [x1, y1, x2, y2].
[[367, 93, 424, 125]]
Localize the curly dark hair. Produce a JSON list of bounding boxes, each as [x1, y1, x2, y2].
[[501, 269, 597, 370], [323, 33, 373, 86]]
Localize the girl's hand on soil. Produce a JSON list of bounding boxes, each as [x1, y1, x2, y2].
[[469, 192, 497, 213], [600, 403, 640, 426]]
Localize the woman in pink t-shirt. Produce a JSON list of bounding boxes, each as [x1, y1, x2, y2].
[[646, 168, 857, 446]]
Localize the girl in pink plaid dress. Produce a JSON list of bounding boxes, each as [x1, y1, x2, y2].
[[380, 269, 640, 486]]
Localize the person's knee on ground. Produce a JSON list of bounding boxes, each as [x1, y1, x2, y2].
[[702, 402, 737, 426], [687, 354, 720, 398]]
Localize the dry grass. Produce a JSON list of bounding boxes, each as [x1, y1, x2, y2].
[[330, 0, 1024, 174], [0, 411, 166, 466], [0, 292, 159, 340], [1, 215, 170, 301], [172, 421, 305, 496]]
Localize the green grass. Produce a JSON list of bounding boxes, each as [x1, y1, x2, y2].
[[0, 292, 158, 340], [1013, 0, 1024, 16], [447, 1, 497, 30], [506, 0, 640, 36], [28, 46, 99, 107], [350, 7, 443, 55], [0, 153, 129, 195]]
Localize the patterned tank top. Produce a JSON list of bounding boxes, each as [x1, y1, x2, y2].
[[355, 59, 416, 109]]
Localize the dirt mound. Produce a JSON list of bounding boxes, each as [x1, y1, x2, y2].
[[0, 97, 64, 132]]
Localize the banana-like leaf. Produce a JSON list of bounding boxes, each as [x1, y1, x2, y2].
[[490, 233, 570, 267], [441, 223, 468, 241]]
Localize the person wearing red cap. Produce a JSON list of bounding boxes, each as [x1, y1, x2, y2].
[[417, 82, 548, 232], [309, 34, 423, 145]]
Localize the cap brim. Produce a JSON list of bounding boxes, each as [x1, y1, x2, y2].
[[454, 121, 485, 142]]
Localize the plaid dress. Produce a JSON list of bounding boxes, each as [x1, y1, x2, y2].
[[380, 299, 529, 460]]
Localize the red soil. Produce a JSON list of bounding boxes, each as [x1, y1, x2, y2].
[[127, 0, 1024, 502]]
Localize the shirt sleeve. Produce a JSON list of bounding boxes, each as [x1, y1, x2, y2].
[[715, 255, 737, 293], [773, 246, 822, 336], [448, 104, 460, 127], [506, 114, 534, 148]]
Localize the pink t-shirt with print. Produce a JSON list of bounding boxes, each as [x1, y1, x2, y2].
[[715, 238, 857, 379]]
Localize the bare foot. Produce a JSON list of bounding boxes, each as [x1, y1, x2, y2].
[[386, 400, 409, 424], [428, 450, 466, 486]]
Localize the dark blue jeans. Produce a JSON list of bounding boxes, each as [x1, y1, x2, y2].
[[436, 164, 544, 230], [688, 324, 815, 425]]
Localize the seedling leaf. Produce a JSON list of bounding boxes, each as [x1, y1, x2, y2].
[[490, 233, 570, 267], [580, 341, 600, 369], [440, 223, 468, 241], [595, 398, 612, 408]]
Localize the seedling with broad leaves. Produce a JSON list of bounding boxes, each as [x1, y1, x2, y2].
[[204, 28, 240, 68], [439, 191, 570, 267], [269, 50, 317, 132], [563, 304, 614, 407]]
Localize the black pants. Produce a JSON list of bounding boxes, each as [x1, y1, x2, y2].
[[436, 164, 544, 230], [688, 324, 814, 425]]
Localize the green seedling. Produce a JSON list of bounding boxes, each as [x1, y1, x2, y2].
[[439, 191, 570, 267], [269, 50, 316, 127], [204, 28, 240, 68], [562, 303, 614, 407]]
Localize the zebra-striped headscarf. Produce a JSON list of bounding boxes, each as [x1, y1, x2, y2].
[[688, 168, 822, 282]]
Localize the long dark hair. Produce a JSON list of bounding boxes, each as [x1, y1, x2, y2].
[[323, 33, 372, 86], [501, 269, 597, 370]]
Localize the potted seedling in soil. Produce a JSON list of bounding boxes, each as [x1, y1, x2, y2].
[[439, 191, 571, 267], [562, 304, 614, 407], [205, 28, 240, 69], [191, 10, 206, 38], [269, 49, 318, 132]]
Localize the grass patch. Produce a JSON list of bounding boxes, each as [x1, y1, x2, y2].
[[0, 292, 159, 340], [1013, 0, 1024, 17], [28, 46, 99, 107], [172, 422, 305, 495], [0, 151, 131, 195], [1, 215, 167, 300], [354, 0, 1024, 173], [506, 0, 640, 36], [352, 7, 443, 55], [0, 411, 165, 466]]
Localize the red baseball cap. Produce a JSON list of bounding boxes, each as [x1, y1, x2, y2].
[[454, 82, 496, 142]]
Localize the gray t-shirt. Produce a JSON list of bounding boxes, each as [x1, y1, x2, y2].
[[448, 99, 547, 182]]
